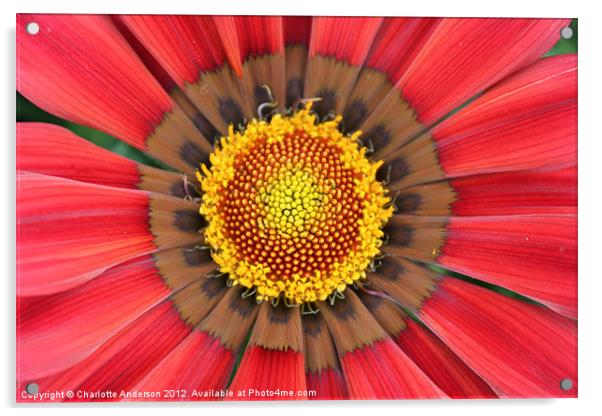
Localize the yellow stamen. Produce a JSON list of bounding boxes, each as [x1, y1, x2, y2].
[[198, 104, 393, 305]]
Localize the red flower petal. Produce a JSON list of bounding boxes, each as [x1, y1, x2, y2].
[[17, 172, 156, 295], [434, 55, 577, 177], [302, 312, 348, 399], [358, 287, 495, 398], [17, 122, 139, 188], [342, 18, 438, 137], [320, 291, 445, 399], [306, 369, 347, 400], [392, 167, 576, 217], [17, 14, 171, 149], [234, 16, 284, 58], [234, 16, 287, 113], [396, 319, 497, 398], [212, 16, 243, 77], [305, 17, 384, 117], [283, 17, 313, 108], [398, 18, 570, 124], [284, 16, 312, 46], [132, 330, 234, 400], [439, 215, 577, 318], [309, 17, 383, 66], [17, 122, 184, 193], [341, 338, 446, 399], [17, 301, 179, 402], [117, 15, 227, 86], [74, 304, 190, 397], [386, 54, 577, 190], [209, 16, 284, 80], [228, 304, 306, 400], [18, 14, 212, 175], [228, 347, 306, 400], [438, 55, 577, 137], [17, 172, 201, 295], [17, 256, 171, 380], [449, 168, 577, 216], [110, 16, 177, 92], [18, 122, 192, 197], [420, 278, 577, 397], [365, 17, 440, 84], [25, 280, 233, 401]]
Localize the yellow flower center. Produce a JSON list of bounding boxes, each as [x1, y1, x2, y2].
[[260, 169, 324, 236], [198, 104, 393, 305]]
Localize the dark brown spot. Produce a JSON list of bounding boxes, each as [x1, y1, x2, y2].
[[329, 297, 356, 321], [312, 89, 337, 120], [384, 222, 414, 247], [377, 156, 409, 182], [218, 97, 245, 128], [192, 113, 220, 144], [357, 289, 383, 311], [182, 246, 212, 266], [228, 288, 257, 317], [174, 209, 206, 232], [169, 181, 187, 198], [268, 303, 292, 324], [302, 313, 323, 338], [286, 77, 304, 108], [395, 193, 422, 214], [364, 124, 391, 150], [389, 157, 410, 180], [180, 140, 208, 167], [378, 256, 405, 282], [200, 276, 228, 297], [170, 177, 201, 199], [342, 100, 368, 133], [254, 84, 272, 108]]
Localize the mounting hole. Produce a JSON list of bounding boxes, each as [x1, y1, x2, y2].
[[26, 22, 40, 35], [560, 378, 573, 391], [560, 26, 574, 40], [25, 383, 39, 394]]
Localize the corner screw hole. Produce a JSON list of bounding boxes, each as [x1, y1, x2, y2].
[[560, 378, 573, 391], [26, 22, 40, 35], [560, 27, 573, 40], [25, 383, 39, 394]]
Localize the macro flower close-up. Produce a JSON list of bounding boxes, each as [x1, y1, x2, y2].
[[16, 14, 577, 401]]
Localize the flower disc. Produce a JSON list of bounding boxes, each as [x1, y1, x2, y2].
[[198, 105, 392, 305]]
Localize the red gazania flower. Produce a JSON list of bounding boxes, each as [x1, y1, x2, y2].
[[16, 14, 577, 401]]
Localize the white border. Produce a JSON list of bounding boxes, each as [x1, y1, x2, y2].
[[2, 1, 601, 415]]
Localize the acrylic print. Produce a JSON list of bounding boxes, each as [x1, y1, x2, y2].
[[16, 15, 577, 402]]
